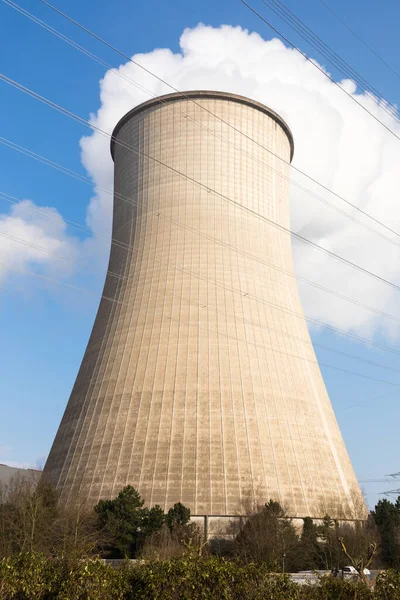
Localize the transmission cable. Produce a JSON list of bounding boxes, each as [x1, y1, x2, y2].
[[257, 0, 399, 122], [3, 257, 400, 390], [4, 0, 400, 253], [3, 138, 400, 345], [4, 183, 400, 367], [2, 73, 400, 300], [8, 0, 398, 243], [317, 0, 400, 82], [3, 73, 400, 347], [0, 227, 128, 282], [240, 0, 400, 145]]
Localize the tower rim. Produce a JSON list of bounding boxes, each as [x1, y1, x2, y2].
[[110, 90, 294, 162]]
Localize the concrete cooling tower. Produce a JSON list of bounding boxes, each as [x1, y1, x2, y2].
[[44, 91, 364, 521]]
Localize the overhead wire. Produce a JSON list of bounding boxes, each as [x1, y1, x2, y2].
[[1, 2, 400, 369], [2, 77, 400, 362], [257, 0, 399, 122], [3, 138, 400, 350], [3, 198, 400, 373], [5, 0, 399, 243], [4, 183, 400, 370], [3, 257, 400, 391], [316, 0, 400, 82], [0, 222, 127, 282], [2, 0, 400, 254], [1, 4, 400, 354], [3, 72, 400, 301], [240, 0, 400, 145], [0, 2, 399, 402]]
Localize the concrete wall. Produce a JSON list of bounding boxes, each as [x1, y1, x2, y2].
[[0, 464, 40, 486], [44, 91, 364, 519]]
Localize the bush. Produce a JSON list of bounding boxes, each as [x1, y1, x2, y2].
[[129, 556, 301, 600], [0, 552, 54, 600], [375, 569, 400, 600], [0, 553, 129, 600], [55, 557, 129, 600], [299, 576, 373, 600], [234, 500, 300, 571], [3, 552, 400, 599]]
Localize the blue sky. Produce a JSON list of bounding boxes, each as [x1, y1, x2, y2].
[[1, 0, 400, 510]]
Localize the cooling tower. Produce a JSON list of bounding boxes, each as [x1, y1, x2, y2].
[[44, 91, 364, 519]]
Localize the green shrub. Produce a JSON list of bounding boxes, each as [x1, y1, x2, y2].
[[0, 553, 129, 600], [55, 557, 129, 600], [128, 555, 301, 600], [298, 576, 373, 600], [0, 552, 54, 600], [375, 569, 400, 600], [2, 552, 400, 600]]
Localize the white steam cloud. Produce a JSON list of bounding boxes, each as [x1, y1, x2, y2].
[[0, 200, 81, 285], [80, 24, 400, 339], [4, 24, 400, 339]]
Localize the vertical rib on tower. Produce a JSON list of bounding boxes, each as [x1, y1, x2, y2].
[[44, 91, 364, 519]]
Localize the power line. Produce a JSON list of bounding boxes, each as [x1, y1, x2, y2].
[[240, 0, 400, 145], [3, 137, 400, 353], [257, 0, 399, 123], [3, 184, 400, 368], [2, 0, 399, 254], [343, 390, 398, 412], [1, 12, 399, 352], [4, 257, 400, 391], [381, 489, 400, 497], [0, 82, 398, 393], [359, 479, 396, 484], [3, 72, 400, 302], [0, 226, 128, 282], [0, 189, 97, 239], [9, 0, 400, 244], [317, 0, 400, 82], [1, 0, 397, 477], [4, 198, 400, 374], [2, 77, 400, 360]]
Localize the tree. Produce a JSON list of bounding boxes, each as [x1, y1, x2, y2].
[[143, 504, 166, 537], [337, 534, 377, 583], [0, 473, 58, 557], [94, 485, 165, 558], [298, 517, 319, 570], [314, 514, 378, 575], [234, 500, 299, 571], [166, 502, 191, 531], [51, 496, 102, 558], [373, 497, 400, 568]]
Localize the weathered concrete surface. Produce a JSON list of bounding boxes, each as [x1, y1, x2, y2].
[[44, 91, 364, 519]]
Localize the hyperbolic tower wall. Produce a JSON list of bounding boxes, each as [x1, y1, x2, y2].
[[44, 91, 363, 518]]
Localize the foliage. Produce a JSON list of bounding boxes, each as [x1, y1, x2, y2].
[[0, 552, 54, 600], [315, 515, 379, 572], [6, 553, 400, 599], [94, 485, 166, 558], [298, 517, 320, 571], [0, 553, 129, 600], [126, 555, 301, 600], [166, 502, 191, 531], [54, 556, 129, 600], [373, 497, 400, 568], [375, 569, 400, 600], [234, 500, 300, 572], [299, 576, 373, 600], [0, 475, 58, 558]]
